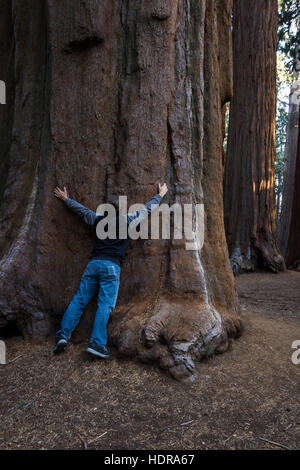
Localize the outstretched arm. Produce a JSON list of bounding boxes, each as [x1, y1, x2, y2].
[[126, 183, 168, 225], [54, 186, 97, 226]]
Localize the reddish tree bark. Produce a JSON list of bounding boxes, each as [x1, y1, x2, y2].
[[0, 0, 242, 382], [279, 49, 300, 260], [285, 109, 300, 269], [224, 0, 285, 274]]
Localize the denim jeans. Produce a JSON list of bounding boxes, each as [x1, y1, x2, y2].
[[56, 259, 120, 346]]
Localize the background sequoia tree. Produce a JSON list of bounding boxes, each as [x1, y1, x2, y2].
[[0, 0, 243, 382], [283, 109, 300, 269], [278, 22, 300, 265], [278, 80, 299, 260], [224, 0, 285, 275]]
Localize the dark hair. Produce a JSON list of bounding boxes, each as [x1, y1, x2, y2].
[[106, 194, 120, 213]]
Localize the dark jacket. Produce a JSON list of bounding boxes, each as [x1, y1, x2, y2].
[[64, 194, 162, 266]]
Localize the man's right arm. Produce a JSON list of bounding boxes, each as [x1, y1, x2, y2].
[[54, 186, 97, 225], [64, 198, 97, 226]]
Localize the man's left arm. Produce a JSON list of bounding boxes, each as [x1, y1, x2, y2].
[[126, 183, 168, 225]]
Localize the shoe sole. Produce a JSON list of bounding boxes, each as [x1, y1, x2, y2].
[[53, 341, 67, 354], [86, 347, 110, 359]]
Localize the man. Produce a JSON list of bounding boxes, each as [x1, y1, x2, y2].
[[53, 183, 168, 358]]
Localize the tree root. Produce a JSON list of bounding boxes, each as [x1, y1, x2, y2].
[[109, 298, 243, 383]]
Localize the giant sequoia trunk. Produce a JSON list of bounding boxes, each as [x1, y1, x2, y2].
[[224, 0, 285, 275], [0, 0, 242, 382]]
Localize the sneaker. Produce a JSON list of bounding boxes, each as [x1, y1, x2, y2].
[[53, 338, 67, 354], [86, 343, 110, 359]]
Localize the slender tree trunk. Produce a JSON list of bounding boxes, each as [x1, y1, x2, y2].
[[0, 0, 242, 382], [285, 109, 300, 269], [278, 52, 300, 258], [224, 0, 285, 275]]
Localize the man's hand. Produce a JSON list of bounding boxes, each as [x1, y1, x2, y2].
[[158, 183, 168, 198], [54, 186, 68, 201]]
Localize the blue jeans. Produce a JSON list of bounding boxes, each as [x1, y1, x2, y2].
[[56, 259, 120, 346]]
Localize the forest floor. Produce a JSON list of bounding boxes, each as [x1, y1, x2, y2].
[[0, 271, 299, 450]]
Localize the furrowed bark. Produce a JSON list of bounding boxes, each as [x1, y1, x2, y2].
[[285, 109, 300, 270], [0, 0, 242, 382], [224, 0, 285, 275], [279, 48, 300, 262]]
